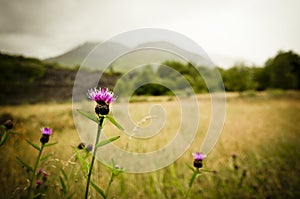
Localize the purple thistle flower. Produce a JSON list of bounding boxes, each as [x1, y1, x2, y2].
[[86, 144, 93, 152], [87, 87, 117, 104], [192, 152, 206, 169], [40, 127, 52, 144], [192, 152, 206, 161], [41, 127, 52, 135], [232, 152, 237, 159], [36, 180, 42, 186], [37, 168, 43, 174]]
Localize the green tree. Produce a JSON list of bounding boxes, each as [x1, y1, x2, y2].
[[264, 50, 300, 89], [221, 63, 255, 92]]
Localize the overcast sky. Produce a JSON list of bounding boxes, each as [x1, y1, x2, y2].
[[0, 0, 299, 67]]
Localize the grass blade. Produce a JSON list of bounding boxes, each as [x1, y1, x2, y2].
[[61, 169, 68, 181], [77, 109, 99, 124], [106, 116, 124, 131], [90, 180, 106, 199], [74, 149, 89, 173], [96, 136, 120, 148], [26, 139, 41, 151], [59, 176, 67, 194], [16, 156, 33, 172]]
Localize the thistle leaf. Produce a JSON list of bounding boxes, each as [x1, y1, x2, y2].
[[44, 142, 58, 147], [189, 170, 201, 188], [106, 116, 124, 131], [186, 163, 196, 172], [0, 131, 8, 146], [26, 139, 41, 151], [8, 131, 20, 135], [40, 154, 53, 161], [16, 156, 33, 172], [77, 109, 99, 124], [96, 136, 120, 148]]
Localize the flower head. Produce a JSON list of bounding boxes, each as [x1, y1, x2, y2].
[[37, 168, 43, 175], [86, 144, 93, 152], [77, 142, 86, 150], [3, 119, 13, 130], [40, 127, 52, 144], [192, 152, 206, 169], [41, 127, 52, 135], [192, 152, 206, 161], [232, 152, 237, 159], [87, 87, 117, 104], [36, 180, 42, 186]]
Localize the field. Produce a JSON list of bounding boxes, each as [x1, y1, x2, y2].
[[0, 91, 300, 199]]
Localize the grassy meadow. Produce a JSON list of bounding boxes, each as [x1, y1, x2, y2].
[[0, 91, 299, 199]]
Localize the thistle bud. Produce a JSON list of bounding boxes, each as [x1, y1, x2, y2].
[[4, 119, 13, 130], [95, 102, 110, 115]]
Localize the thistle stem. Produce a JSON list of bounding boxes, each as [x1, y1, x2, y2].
[[105, 173, 114, 198], [85, 116, 104, 199], [28, 144, 44, 198]]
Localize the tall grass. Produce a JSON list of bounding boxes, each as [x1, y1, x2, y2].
[[0, 93, 299, 198]]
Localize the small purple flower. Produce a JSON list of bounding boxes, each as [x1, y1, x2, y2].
[[37, 168, 43, 175], [42, 171, 49, 181], [87, 87, 117, 104], [192, 152, 206, 169], [41, 127, 52, 135], [86, 144, 93, 152], [36, 180, 42, 186], [4, 119, 13, 129], [40, 127, 52, 144], [232, 152, 237, 159], [192, 152, 206, 161]]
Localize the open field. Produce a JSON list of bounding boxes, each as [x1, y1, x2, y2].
[[0, 92, 300, 198]]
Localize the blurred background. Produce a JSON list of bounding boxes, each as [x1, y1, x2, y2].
[[0, 0, 299, 198]]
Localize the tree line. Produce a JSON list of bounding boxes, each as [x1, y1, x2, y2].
[[116, 50, 300, 95], [220, 50, 300, 91]]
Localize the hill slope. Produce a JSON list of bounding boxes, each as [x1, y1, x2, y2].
[[44, 41, 212, 72], [0, 52, 120, 104]]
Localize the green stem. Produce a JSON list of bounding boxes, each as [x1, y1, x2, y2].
[[85, 116, 104, 199], [28, 144, 44, 198], [185, 169, 199, 198], [105, 173, 114, 198]]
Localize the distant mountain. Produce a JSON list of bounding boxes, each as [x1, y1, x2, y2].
[[45, 41, 128, 68], [44, 41, 215, 72]]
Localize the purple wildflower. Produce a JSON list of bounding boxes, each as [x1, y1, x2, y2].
[[37, 168, 43, 174], [87, 87, 117, 104], [36, 180, 42, 186], [41, 127, 52, 135], [40, 127, 52, 144], [86, 144, 93, 152], [192, 152, 206, 169], [4, 119, 13, 129], [232, 152, 237, 159], [192, 152, 206, 161]]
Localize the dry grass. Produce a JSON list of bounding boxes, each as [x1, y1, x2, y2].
[[0, 92, 299, 198]]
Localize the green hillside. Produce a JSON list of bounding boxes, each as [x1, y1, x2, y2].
[[0, 52, 120, 104]]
